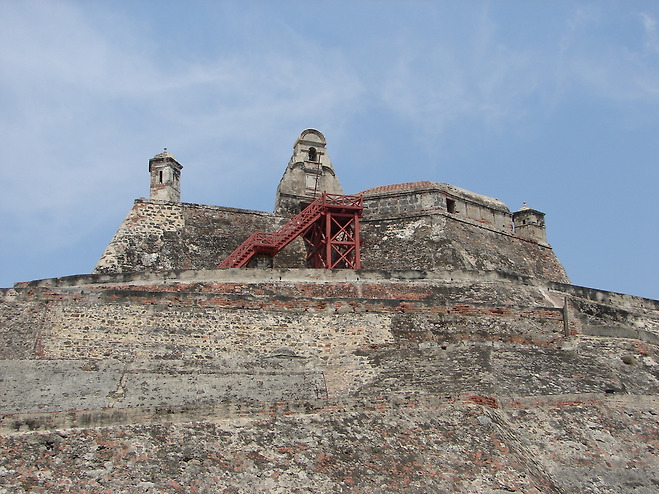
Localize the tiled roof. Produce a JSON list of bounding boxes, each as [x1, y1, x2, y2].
[[361, 181, 435, 195]]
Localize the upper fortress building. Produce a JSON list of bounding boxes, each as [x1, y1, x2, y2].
[[95, 129, 567, 282], [0, 129, 657, 493]]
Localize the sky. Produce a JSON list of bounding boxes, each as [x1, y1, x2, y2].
[[1, 0, 657, 300]]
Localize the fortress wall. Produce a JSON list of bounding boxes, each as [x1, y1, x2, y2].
[[2, 276, 572, 362], [360, 213, 569, 282], [4, 269, 655, 341], [2, 272, 657, 410], [363, 184, 443, 216], [2, 272, 656, 397], [0, 275, 570, 417], [1, 272, 658, 492], [32, 293, 394, 365], [0, 345, 657, 492], [0, 358, 327, 416], [2, 330, 656, 416], [1, 394, 656, 493], [5, 269, 654, 331], [362, 182, 514, 232], [548, 281, 659, 311], [0, 301, 45, 359], [2, 325, 657, 427], [94, 200, 280, 274], [92, 187, 568, 282]]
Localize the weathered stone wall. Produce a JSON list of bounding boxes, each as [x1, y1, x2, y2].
[[94, 200, 286, 274], [95, 188, 568, 283], [359, 181, 567, 282], [362, 182, 515, 232], [361, 213, 569, 282], [1, 269, 658, 492], [1, 394, 656, 493]]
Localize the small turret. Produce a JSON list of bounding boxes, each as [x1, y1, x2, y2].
[[149, 149, 182, 202], [274, 129, 344, 215], [513, 203, 547, 244]]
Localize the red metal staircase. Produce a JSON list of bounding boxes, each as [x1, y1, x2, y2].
[[218, 193, 364, 269]]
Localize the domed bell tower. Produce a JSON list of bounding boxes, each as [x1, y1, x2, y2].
[[149, 149, 182, 202], [274, 129, 344, 215]]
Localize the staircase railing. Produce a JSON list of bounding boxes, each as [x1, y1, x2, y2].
[[218, 193, 363, 268]]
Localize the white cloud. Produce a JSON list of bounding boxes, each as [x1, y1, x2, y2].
[[0, 0, 367, 254], [641, 12, 659, 54], [377, 15, 539, 146], [554, 6, 659, 104], [368, 3, 659, 152]]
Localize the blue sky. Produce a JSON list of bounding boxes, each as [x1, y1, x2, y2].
[[1, 0, 657, 300]]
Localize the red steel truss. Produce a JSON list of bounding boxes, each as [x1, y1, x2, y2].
[[218, 193, 363, 269]]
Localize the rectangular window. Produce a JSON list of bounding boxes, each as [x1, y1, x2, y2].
[[446, 198, 456, 213]]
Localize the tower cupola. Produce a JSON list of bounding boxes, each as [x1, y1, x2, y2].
[[274, 129, 344, 215], [149, 149, 182, 202]]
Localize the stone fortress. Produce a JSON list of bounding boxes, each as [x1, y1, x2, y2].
[[0, 129, 657, 492], [95, 129, 566, 280]]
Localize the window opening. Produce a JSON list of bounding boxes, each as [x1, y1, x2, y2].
[[447, 198, 456, 213], [159, 171, 163, 184], [308, 147, 317, 162]]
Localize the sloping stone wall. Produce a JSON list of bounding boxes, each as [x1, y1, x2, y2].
[[360, 213, 569, 282], [3, 394, 656, 493], [94, 200, 283, 274], [1, 270, 657, 492], [94, 192, 569, 283]]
